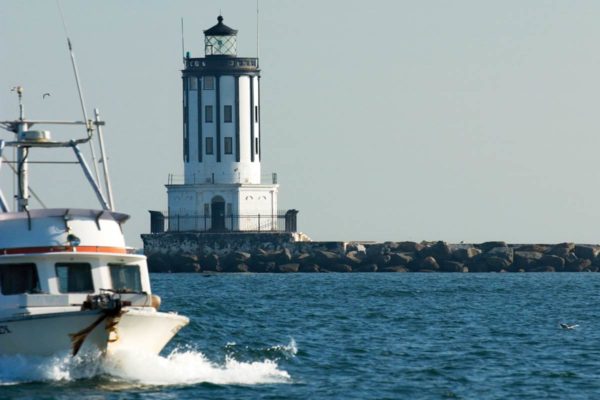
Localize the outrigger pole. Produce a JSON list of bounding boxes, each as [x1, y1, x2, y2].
[[57, 0, 102, 190]]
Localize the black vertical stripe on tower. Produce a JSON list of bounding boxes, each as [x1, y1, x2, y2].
[[198, 76, 203, 162], [183, 78, 189, 162], [216, 76, 221, 162], [258, 76, 262, 161], [250, 76, 255, 162], [235, 76, 240, 162]]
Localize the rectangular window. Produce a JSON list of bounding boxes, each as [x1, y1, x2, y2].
[[255, 137, 259, 154], [205, 105, 213, 123], [109, 264, 142, 293], [255, 105, 259, 122], [204, 76, 215, 90], [206, 137, 214, 154], [0, 263, 40, 295], [56, 263, 93, 293], [224, 137, 233, 154], [224, 105, 232, 123], [189, 77, 198, 91]]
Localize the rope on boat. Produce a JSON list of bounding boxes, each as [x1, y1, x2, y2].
[[69, 294, 124, 356]]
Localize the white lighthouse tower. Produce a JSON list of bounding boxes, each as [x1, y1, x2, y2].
[[165, 16, 284, 232]]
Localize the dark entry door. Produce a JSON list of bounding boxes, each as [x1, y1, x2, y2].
[[211, 197, 226, 231]]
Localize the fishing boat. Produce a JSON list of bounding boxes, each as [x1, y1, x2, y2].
[[0, 84, 188, 357]]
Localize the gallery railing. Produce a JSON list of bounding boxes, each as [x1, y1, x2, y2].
[[148, 210, 298, 233]]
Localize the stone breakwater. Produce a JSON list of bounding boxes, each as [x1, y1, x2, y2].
[[142, 234, 600, 273]]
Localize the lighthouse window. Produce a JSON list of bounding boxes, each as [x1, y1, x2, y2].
[[189, 77, 198, 91], [55, 263, 93, 293], [224, 105, 232, 123], [0, 263, 40, 295], [224, 137, 233, 154], [204, 76, 215, 90], [206, 137, 214, 155], [205, 106, 213, 123], [255, 105, 259, 122], [255, 138, 259, 154]]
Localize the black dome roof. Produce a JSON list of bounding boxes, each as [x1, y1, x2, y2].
[[204, 16, 238, 36]]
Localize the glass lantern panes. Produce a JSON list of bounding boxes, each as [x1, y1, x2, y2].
[[205, 35, 237, 56]]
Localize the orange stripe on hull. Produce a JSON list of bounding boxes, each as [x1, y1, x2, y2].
[[0, 246, 128, 255]]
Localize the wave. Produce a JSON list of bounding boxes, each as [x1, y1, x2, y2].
[[0, 341, 295, 387]]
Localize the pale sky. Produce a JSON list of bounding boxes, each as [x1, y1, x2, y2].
[[2, 1, 600, 247]]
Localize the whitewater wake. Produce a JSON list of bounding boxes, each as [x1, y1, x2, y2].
[[0, 340, 295, 386]]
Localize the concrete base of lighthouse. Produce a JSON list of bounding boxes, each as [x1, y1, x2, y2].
[[166, 182, 280, 232]]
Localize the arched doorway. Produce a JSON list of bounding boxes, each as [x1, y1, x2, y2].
[[211, 196, 226, 231]]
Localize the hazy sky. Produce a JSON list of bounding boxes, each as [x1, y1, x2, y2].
[[2, 1, 600, 246]]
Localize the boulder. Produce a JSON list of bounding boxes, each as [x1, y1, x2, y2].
[[540, 255, 565, 269], [486, 246, 514, 261], [452, 247, 481, 262], [147, 254, 169, 273], [419, 241, 451, 261], [389, 252, 414, 266], [355, 264, 378, 272], [366, 244, 388, 259], [485, 256, 512, 271], [374, 254, 391, 267], [477, 241, 508, 253], [299, 263, 320, 273], [574, 245, 600, 260], [565, 253, 579, 265], [276, 263, 300, 273], [549, 243, 575, 258], [565, 259, 592, 272], [201, 254, 220, 271], [514, 244, 549, 253], [440, 261, 465, 273], [314, 250, 342, 267], [250, 261, 276, 273], [513, 251, 543, 269], [395, 241, 424, 253], [294, 252, 312, 265], [467, 260, 488, 273], [343, 251, 364, 266], [419, 256, 440, 271]]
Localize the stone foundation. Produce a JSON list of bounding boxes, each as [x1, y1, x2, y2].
[[141, 234, 600, 273]]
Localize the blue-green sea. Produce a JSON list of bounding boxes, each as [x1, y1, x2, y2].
[[2, 273, 600, 399]]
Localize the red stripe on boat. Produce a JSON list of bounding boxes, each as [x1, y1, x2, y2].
[[0, 246, 128, 255]]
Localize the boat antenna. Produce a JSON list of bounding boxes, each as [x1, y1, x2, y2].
[[256, 0, 260, 59], [181, 17, 186, 66], [56, 0, 103, 188]]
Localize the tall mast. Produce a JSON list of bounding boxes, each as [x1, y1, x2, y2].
[[13, 86, 29, 212]]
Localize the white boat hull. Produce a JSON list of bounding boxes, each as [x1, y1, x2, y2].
[[0, 308, 188, 357]]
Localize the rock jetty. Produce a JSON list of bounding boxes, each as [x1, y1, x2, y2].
[[145, 240, 600, 273]]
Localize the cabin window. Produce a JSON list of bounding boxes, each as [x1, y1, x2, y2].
[[0, 263, 40, 295], [56, 263, 94, 293], [109, 264, 142, 293]]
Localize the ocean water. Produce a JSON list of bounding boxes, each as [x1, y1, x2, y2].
[[2, 273, 600, 399]]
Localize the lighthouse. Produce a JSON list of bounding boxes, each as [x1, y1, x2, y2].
[[164, 15, 289, 232]]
